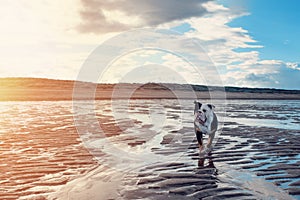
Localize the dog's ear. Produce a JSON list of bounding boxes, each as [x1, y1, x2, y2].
[[194, 101, 202, 107], [207, 104, 215, 110], [198, 102, 202, 108], [194, 101, 202, 114]]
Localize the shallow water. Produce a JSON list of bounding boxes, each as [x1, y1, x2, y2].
[[0, 100, 299, 199]]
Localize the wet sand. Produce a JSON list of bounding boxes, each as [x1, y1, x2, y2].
[[52, 100, 299, 200], [0, 98, 299, 199], [0, 102, 99, 199]]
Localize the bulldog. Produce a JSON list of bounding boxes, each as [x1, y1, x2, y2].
[[194, 101, 218, 154]]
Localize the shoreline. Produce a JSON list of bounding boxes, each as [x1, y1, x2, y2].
[[1, 89, 300, 101]]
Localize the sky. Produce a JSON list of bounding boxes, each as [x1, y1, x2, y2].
[[0, 0, 299, 89]]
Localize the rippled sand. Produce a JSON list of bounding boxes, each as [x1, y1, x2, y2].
[[0, 100, 299, 199], [0, 102, 98, 199]]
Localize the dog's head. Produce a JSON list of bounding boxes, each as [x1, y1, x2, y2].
[[194, 101, 215, 121]]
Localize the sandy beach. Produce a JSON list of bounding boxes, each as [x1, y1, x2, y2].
[[0, 78, 299, 199], [0, 98, 299, 199]]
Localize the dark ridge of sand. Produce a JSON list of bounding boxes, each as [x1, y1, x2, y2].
[[1, 77, 300, 101]]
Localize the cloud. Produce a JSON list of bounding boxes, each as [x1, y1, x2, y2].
[[221, 61, 300, 89], [245, 73, 276, 84], [170, 2, 300, 89], [185, 2, 262, 66], [0, 0, 298, 90], [0, 0, 119, 80], [76, 1, 300, 89], [78, 0, 211, 33], [277, 65, 300, 89], [245, 64, 300, 90], [286, 62, 300, 70]]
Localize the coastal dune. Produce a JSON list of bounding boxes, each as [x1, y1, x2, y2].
[[1, 78, 300, 101]]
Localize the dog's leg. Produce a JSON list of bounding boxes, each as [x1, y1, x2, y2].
[[195, 130, 204, 151], [198, 157, 205, 167], [199, 141, 203, 151], [206, 131, 215, 148]]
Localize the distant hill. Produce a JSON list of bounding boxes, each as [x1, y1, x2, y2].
[[139, 82, 300, 94], [0, 77, 299, 101]]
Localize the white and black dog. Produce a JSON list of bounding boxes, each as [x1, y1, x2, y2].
[[194, 101, 218, 154]]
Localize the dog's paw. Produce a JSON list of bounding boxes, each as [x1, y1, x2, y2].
[[199, 146, 213, 157], [204, 146, 213, 153]]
